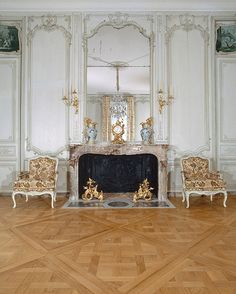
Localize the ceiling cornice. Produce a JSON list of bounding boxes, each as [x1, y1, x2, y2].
[[0, 0, 236, 12]]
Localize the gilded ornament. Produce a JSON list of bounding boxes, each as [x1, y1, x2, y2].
[[111, 119, 125, 144], [84, 117, 98, 144], [140, 117, 153, 144], [82, 178, 103, 201], [133, 178, 154, 202]]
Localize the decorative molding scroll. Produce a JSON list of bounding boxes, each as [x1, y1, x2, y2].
[[27, 14, 72, 44], [179, 14, 195, 31], [85, 12, 152, 40], [26, 137, 68, 157], [165, 14, 209, 45], [64, 15, 72, 30], [168, 141, 211, 159]]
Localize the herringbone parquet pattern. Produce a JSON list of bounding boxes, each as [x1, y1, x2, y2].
[[0, 194, 236, 293]]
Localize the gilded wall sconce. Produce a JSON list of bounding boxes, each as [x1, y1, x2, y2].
[[62, 89, 79, 114], [158, 88, 174, 114]]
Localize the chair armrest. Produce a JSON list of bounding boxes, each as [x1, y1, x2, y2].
[[17, 171, 30, 180], [207, 171, 221, 180]]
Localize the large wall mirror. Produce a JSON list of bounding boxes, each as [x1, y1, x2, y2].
[[85, 19, 151, 142]]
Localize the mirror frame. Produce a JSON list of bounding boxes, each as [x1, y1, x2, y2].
[[83, 13, 154, 143]]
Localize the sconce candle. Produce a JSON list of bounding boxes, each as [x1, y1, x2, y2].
[[158, 87, 174, 114], [62, 89, 79, 114]]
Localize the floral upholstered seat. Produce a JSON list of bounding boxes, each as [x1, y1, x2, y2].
[[12, 156, 58, 208], [180, 156, 227, 208]]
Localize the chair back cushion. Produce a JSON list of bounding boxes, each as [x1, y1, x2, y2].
[[182, 156, 209, 179], [29, 157, 57, 182]]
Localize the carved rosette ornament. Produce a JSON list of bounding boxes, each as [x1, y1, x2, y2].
[[27, 14, 72, 44], [165, 14, 209, 45]]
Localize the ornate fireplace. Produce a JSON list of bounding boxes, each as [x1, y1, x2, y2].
[[69, 143, 168, 201]]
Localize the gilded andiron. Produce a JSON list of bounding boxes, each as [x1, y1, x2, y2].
[[133, 178, 154, 202], [82, 178, 103, 201]]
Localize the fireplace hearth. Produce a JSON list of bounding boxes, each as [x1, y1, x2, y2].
[[69, 143, 168, 201], [78, 153, 158, 197]]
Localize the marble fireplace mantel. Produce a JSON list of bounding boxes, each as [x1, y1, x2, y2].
[[69, 143, 168, 201]]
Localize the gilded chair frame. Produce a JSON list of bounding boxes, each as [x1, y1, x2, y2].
[[180, 156, 227, 208], [12, 155, 58, 208]]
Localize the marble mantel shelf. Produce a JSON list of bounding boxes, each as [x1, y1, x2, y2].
[[69, 143, 168, 202]]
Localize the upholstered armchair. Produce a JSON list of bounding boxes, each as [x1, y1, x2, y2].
[[181, 156, 227, 208], [12, 156, 58, 208]]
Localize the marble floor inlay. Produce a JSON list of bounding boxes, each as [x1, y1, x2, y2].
[[62, 197, 175, 209]]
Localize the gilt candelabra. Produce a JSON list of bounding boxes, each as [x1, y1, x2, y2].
[[158, 88, 174, 114], [62, 89, 79, 114]]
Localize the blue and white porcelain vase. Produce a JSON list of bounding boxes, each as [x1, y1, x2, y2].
[[86, 123, 98, 144], [140, 123, 153, 144]]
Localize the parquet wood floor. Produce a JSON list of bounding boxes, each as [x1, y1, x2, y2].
[[0, 194, 236, 293]]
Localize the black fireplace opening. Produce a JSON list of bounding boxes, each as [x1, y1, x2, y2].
[[78, 153, 158, 197]]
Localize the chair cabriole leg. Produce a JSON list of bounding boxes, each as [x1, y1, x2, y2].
[[12, 192, 16, 208], [223, 191, 227, 208]]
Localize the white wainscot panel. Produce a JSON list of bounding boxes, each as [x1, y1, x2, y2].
[[169, 29, 208, 153], [29, 30, 68, 154], [220, 145, 236, 158], [0, 162, 17, 193], [57, 160, 69, 193], [168, 161, 182, 193], [219, 60, 236, 142], [0, 146, 16, 158], [0, 60, 16, 142], [221, 161, 236, 191]]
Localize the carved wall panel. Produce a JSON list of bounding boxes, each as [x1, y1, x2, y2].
[[0, 162, 17, 193], [221, 161, 236, 191], [25, 15, 72, 156], [0, 60, 18, 143], [216, 57, 236, 190], [0, 58, 20, 193], [167, 14, 210, 156], [217, 59, 236, 143]]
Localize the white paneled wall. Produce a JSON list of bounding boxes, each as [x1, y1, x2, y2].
[[217, 58, 236, 191], [166, 15, 212, 192], [22, 15, 72, 193], [0, 58, 20, 193], [0, 12, 236, 194]]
